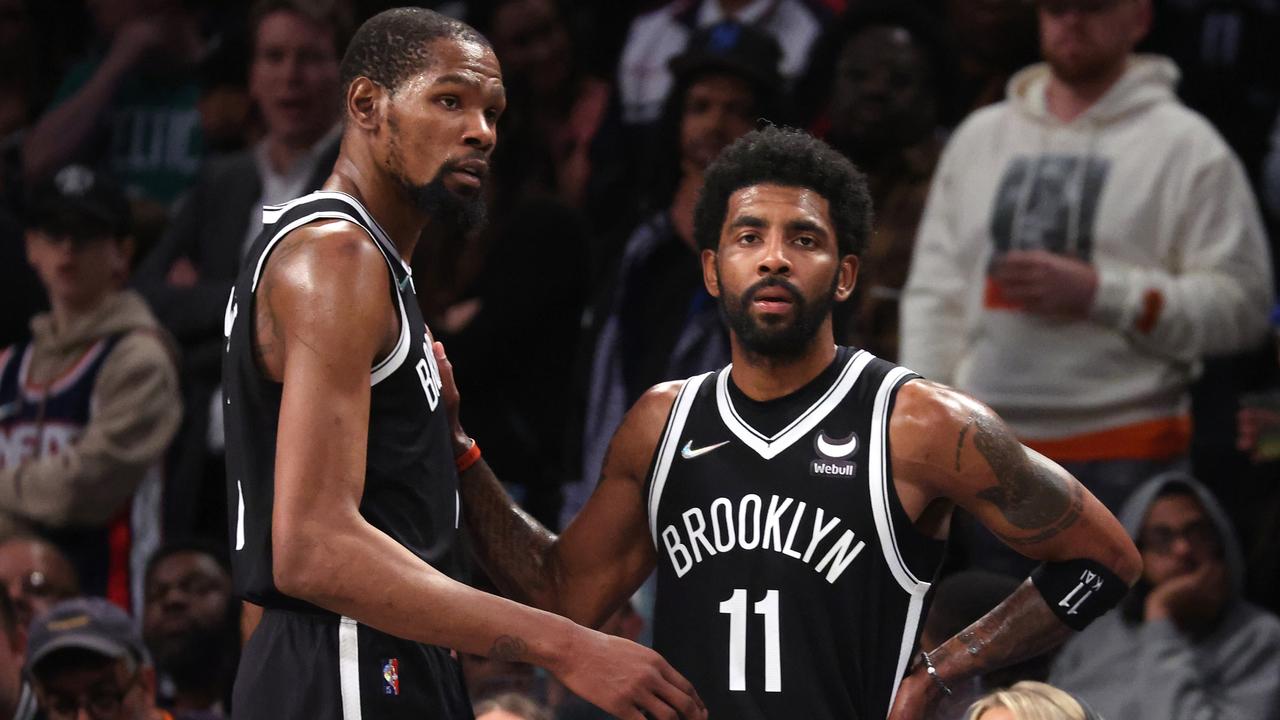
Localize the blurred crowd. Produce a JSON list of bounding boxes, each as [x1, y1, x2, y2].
[[1, 0, 1279, 718]]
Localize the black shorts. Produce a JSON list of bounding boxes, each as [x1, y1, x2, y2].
[[233, 608, 473, 719]]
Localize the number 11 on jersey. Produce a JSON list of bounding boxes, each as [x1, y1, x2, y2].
[[719, 589, 781, 693]]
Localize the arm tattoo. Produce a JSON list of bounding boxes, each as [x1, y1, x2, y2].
[[958, 629, 985, 657], [926, 581, 1073, 681], [459, 460, 559, 605], [488, 635, 529, 662], [970, 413, 1083, 545]]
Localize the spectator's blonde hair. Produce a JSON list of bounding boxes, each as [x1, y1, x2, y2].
[[473, 692, 551, 720], [967, 681, 1088, 720]]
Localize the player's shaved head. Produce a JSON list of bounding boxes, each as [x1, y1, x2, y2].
[[340, 7, 491, 95]]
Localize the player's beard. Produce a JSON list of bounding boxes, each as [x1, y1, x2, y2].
[[386, 119, 488, 234], [717, 269, 838, 360]]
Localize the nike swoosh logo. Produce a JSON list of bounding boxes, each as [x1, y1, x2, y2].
[[398, 275, 411, 292], [681, 440, 730, 460]]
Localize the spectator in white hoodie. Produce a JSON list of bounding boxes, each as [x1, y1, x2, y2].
[[900, 0, 1272, 575]]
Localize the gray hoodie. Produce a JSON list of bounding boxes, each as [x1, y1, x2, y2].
[[1050, 473, 1280, 720]]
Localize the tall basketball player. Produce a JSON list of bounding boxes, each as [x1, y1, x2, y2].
[[443, 127, 1143, 719], [222, 8, 704, 720]]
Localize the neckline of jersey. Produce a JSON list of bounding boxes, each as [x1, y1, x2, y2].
[[716, 347, 869, 460]]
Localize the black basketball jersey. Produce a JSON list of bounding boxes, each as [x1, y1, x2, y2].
[[646, 347, 946, 719], [222, 191, 460, 613]]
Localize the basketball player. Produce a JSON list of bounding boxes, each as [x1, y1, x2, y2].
[[441, 127, 1143, 719], [222, 8, 705, 720]]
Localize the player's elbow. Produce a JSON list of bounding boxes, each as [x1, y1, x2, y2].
[[271, 522, 336, 601]]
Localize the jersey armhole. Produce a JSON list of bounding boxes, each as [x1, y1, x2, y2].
[[249, 209, 410, 386], [868, 372, 946, 595], [644, 373, 710, 548]]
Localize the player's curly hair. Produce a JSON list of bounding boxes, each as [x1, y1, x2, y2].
[[339, 7, 490, 95], [693, 125, 872, 256]]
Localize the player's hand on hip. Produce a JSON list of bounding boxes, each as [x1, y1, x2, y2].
[[886, 669, 939, 720], [432, 341, 472, 455], [552, 628, 707, 720]]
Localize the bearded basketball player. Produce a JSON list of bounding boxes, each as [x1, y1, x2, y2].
[[222, 8, 704, 719], [440, 126, 1142, 719]]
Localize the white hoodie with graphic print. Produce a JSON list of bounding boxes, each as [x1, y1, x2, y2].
[[900, 55, 1273, 440]]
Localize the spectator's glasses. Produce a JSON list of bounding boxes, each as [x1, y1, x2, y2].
[[1040, 0, 1124, 15], [38, 670, 140, 720], [1139, 520, 1220, 555]]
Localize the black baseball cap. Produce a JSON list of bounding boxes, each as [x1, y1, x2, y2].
[[668, 21, 784, 92], [25, 598, 150, 679], [24, 164, 132, 241]]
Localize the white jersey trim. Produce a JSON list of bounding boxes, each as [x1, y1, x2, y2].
[[714, 350, 872, 461], [648, 373, 712, 546], [886, 589, 929, 714], [339, 616, 363, 719], [370, 287, 411, 386], [250, 210, 360, 292], [249, 206, 412, 384], [868, 366, 926, 593], [263, 191, 406, 272]]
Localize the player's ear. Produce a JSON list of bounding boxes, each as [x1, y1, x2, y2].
[[702, 248, 720, 298], [834, 254, 858, 302], [346, 77, 385, 131]]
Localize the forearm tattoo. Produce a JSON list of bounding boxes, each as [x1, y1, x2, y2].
[[969, 414, 1083, 545], [930, 581, 1073, 680], [459, 460, 558, 602], [488, 635, 529, 662]]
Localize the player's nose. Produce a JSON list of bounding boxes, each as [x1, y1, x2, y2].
[[757, 233, 792, 275], [463, 113, 496, 153]]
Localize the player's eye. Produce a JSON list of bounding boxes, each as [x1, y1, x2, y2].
[[739, 233, 760, 244], [439, 96, 460, 110], [795, 236, 816, 247], [484, 108, 500, 123]]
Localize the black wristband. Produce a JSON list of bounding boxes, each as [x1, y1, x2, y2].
[[1030, 558, 1127, 631]]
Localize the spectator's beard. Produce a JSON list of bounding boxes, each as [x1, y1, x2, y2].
[[148, 618, 239, 693], [716, 271, 838, 360]]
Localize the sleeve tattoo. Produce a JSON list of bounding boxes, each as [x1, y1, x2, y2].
[[966, 414, 1084, 545]]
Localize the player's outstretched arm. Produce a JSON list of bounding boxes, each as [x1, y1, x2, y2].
[[885, 381, 1142, 719], [438, 340, 674, 628], [261, 228, 704, 720]]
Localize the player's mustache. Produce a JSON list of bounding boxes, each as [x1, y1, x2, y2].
[[440, 153, 490, 175], [743, 276, 802, 304]]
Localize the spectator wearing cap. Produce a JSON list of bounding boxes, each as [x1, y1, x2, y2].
[[0, 165, 180, 614], [134, 0, 348, 541], [616, 0, 824, 127], [564, 20, 784, 525], [26, 598, 169, 720]]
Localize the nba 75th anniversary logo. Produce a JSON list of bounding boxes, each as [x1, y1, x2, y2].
[[810, 430, 857, 478]]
